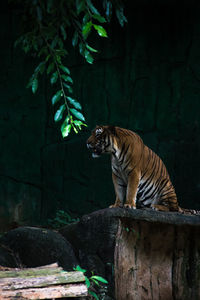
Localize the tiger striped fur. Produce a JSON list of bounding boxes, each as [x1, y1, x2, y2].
[[87, 125, 200, 215]]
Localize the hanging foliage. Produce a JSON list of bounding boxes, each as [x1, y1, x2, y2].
[[10, 0, 127, 137]]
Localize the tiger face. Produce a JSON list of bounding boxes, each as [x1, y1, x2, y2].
[[87, 126, 115, 158]]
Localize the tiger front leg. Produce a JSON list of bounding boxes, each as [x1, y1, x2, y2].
[[109, 172, 126, 208], [124, 170, 140, 209]]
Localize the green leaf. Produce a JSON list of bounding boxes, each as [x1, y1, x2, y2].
[[60, 65, 70, 75], [45, 54, 51, 62], [36, 6, 42, 21], [26, 74, 34, 89], [84, 50, 94, 64], [72, 31, 79, 47], [70, 108, 85, 121], [82, 21, 92, 38], [83, 13, 90, 24], [39, 63, 45, 74], [55, 48, 68, 56], [76, 0, 85, 14], [47, 62, 55, 74], [93, 24, 108, 37], [24, 45, 30, 53], [33, 43, 38, 52], [85, 277, 90, 288], [89, 290, 100, 300], [32, 78, 38, 94], [56, 54, 62, 64], [34, 62, 45, 75], [58, 38, 64, 49], [61, 74, 73, 84], [79, 42, 85, 56], [51, 36, 58, 49], [86, 0, 100, 16], [60, 25, 67, 40], [91, 275, 108, 284], [73, 265, 87, 273], [51, 90, 62, 105], [115, 6, 128, 27], [50, 71, 58, 84], [92, 14, 106, 23], [86, 44, 98, 53], [72, 124, 78, 133], [54, 104, 66, 122], [63, 82, 73, 93], [73, 120, 87, 129], [67, 97, 82, 110], [92, 278, 100, 286], [61, 122, 72, 138], [103, 0, 112, 21]]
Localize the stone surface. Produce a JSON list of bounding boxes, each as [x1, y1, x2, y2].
[[0, 227, 78, 271], [0, 244, 18, 268], [80, 207, 200, 226], [59, 209, 119, 299]]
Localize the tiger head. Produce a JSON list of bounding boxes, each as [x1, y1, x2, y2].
[[87, 125, 116, 158]]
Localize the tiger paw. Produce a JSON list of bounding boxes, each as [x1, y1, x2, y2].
[[151, 204, 169, 212], [124, 204, 136, 209], [109, 204, 122, 208]]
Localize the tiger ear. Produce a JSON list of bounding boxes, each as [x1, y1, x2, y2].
[[107, 126, 116, 135], [95, 126, 103, 135]]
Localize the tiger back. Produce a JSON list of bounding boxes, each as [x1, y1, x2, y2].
[[87, 125, 199, 214]]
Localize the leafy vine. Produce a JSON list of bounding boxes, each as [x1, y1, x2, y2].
[[10, 0, 127, 137]]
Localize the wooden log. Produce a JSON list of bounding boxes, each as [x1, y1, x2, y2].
[[0, 263, 88, 299], [0, 263, 63, 278], [0, 263, 59, 272], [0, 283, 87, 299], [0, 271, 86, 289], [114, 214, 200, 300]]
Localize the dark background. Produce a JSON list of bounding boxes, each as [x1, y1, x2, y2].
[[0, 0, 200, 231]]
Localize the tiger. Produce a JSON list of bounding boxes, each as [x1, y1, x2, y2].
[[87, 125, 200, 214]]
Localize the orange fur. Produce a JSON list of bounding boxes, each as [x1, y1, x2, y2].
[[87, 125, 199, 214]]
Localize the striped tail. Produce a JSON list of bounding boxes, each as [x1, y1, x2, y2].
[[179, 207, 200, 215]]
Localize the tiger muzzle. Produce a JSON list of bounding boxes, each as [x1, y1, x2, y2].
[[86, 142, 102, 158]]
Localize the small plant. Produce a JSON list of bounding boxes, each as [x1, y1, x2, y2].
[[74, 265, 108, 300], [47, 210, 80, 229], [125, 227, 130, 232]]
